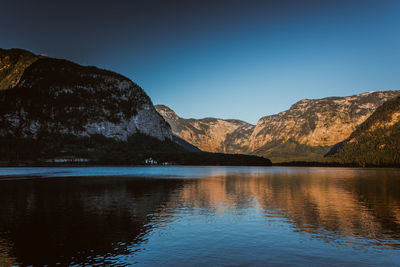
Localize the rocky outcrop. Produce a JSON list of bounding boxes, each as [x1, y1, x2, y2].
[[0, 49, 172, 142], [326, 96, 400, 166], [155, 105, 254, 153], [158, 91, 400, 162], [0, 48, 40, 90]]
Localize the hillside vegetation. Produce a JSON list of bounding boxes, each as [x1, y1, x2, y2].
[[326, 96, 400, 166], [0, 133, 271, 166]]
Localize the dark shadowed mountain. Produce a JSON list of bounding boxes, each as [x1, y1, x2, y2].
[[0, 49, 172, 141], [0, 48, 270, 166]]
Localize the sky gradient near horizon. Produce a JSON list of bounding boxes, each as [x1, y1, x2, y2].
[[1, 0, 399, 123]]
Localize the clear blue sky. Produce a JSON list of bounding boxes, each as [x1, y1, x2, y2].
[[1, 0, 399, 123]]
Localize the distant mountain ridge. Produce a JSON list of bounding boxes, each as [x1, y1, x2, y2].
[[158, 91, 400, 162], [155, 105, 254, 153], [250, 91, 400, 161]]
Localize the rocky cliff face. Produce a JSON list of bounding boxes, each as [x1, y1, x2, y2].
[[326, 96, 400, 166], [250, 91, 400, 161], [0, 49, 172, 142], [155, 105, 254, 153], [157, 91, 400, 162]]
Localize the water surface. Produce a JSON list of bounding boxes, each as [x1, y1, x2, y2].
[[0, 166, 400, 266]]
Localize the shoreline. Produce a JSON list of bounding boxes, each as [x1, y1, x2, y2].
[[0, 162, 398, 168]]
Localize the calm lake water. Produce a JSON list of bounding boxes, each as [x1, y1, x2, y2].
[[0, 166, 400, 266]]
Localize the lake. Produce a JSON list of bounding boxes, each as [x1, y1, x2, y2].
[[0, 166, 400, 266]]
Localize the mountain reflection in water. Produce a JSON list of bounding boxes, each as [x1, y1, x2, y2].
[[0, 167, 399, 266]]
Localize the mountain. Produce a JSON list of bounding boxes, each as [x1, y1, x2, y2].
[[155, 105, 254, 153], [326, 96, 400, 166], [0, 51, 172, 142], [0, 49, 178, 163], [0, 48, 270, 166], [250, 91, 400, 162], [157, 91, 400, 162]]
